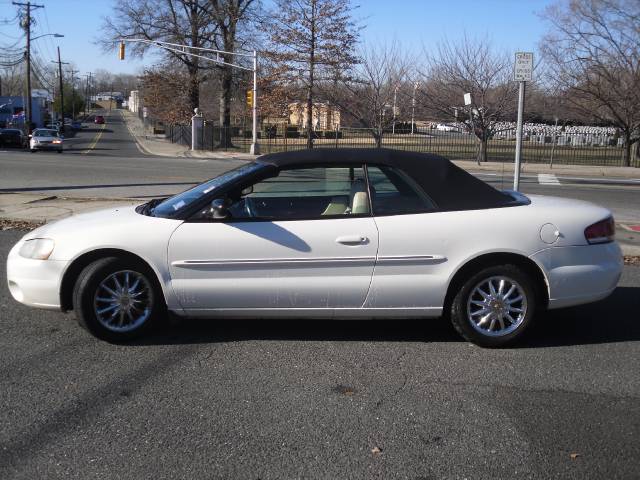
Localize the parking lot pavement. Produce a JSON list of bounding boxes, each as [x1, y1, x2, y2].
[[1, 229, 639, 479]]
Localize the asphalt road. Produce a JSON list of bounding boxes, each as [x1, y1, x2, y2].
[[0, 111, 638, 222], [1, 229, 639, 479], [0, 110, 246, 199]]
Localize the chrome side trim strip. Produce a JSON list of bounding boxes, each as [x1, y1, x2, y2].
[[172, 256, 376, 268], [376, 254, 447, 264]]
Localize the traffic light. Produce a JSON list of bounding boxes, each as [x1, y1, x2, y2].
[[118, 42, 125, 60], [246, 89, 253, 108]]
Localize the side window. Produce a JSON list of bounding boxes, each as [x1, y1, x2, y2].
[[226, 166, 370, 220], [367, 165, 436, 215]]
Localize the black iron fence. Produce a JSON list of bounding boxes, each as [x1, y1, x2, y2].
[[166, 124, 640, 167]]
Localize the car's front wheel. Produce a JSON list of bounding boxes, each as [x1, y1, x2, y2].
[[450, 264, 537, 347], [73, 257, 163, 342]]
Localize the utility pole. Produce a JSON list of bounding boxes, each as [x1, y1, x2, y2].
[[68, 68, 79, 120], [13, 1, 44, 133], [109, 82, 114, 112], [83, 72, 93, 115], [52, 47, 70, 128]]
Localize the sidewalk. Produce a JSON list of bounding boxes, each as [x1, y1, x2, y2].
[[121, 110, 255, 161], [0, 193, 137, 225], [451, 159, 640, 180]]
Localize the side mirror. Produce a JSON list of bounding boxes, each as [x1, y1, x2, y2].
[[241, 185, 253, 196], [210, 197, 231, 219]]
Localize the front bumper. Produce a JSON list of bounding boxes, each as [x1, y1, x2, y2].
[[530, 242, 623, 309], [32, 143, 63, 150], [6, 241, 67, 310]]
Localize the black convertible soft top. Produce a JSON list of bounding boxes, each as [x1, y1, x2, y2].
[[257, 148, 513, 211]]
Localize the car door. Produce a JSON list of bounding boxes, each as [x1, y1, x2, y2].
[[363, 165, 451, 311], [168, 165, 379, 314]]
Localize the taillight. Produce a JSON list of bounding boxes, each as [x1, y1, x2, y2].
[[584, 217, 615, 244]]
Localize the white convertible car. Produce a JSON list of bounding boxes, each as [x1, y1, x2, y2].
[[6, 149, 622, 346]]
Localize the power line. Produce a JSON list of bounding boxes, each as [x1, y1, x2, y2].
[[12, 0, 44, 130], [33, 8, 55, 62]]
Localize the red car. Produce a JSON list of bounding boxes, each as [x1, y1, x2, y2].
[[94, 115, 105, 124]]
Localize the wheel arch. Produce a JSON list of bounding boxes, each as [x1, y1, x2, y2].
[[59, 248, 167, 312], [443, 252, 550, 315]]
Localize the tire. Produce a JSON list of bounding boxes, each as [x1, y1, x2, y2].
[[450, 264, 537, 348], [72, 256, 164, 342], [57, 149, 63, 154], [30, 149, 36, 153]]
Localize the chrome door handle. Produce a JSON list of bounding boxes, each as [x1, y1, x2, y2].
[[336, 235, 368, 245]]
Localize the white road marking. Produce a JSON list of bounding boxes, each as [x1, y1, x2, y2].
[[538, 173, 561, 185]]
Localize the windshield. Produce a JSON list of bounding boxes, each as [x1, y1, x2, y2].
[[150, 162, 265, 218], [34, 130, 59, 137]]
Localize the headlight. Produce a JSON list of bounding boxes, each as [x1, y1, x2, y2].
[[19, 238, 55, 260]]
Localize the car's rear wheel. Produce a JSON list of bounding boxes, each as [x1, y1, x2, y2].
[[72, 257, 164, 342], [450, 264, 536, 347]]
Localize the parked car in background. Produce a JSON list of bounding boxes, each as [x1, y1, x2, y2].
[[0, 128, 27, 148], [94, 115, 105, 125], [45, 123, 63, 135], [6, 149, 622, 346], [29, 128, 64, 153], [436, 124, 460, 132]]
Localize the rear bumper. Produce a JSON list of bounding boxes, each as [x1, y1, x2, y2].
[[530, 242, 623, 309], [6, 241, 67, 310]]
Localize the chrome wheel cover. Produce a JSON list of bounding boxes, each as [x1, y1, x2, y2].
[[93, 270, 153, 333], [466, 276, 527, 337]]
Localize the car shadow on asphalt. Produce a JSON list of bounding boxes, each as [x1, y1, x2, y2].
[[137, 317, 461, 346], [521, 286, 640, 348], [134, 286, 640, 348]]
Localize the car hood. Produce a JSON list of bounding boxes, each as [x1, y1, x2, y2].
[[22, 206, 183, 261]]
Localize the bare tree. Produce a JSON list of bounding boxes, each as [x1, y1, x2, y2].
[[324, 41, 411, 147], [541, 0, 640, 166], [141, 68, 193, 123], [265, 0, 360, 148], [0, 64, 25, 96], [93, 69, 140, 96], [101, 0, 218, 113], [416, 36, 517, 163], [208, 0, 258, 146]]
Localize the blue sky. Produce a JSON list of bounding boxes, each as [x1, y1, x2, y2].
[[1, 0, 554, 76]]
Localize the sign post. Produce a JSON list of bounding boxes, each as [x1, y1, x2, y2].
[[513, 52, 533, 191]]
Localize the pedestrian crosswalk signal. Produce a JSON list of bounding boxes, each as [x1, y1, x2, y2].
[[118, 42, 125, 60], [246, 89, 253, 108]]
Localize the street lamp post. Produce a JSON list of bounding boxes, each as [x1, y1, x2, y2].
[[392, 85, 398, 135], [411, 82, 419, 135]]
